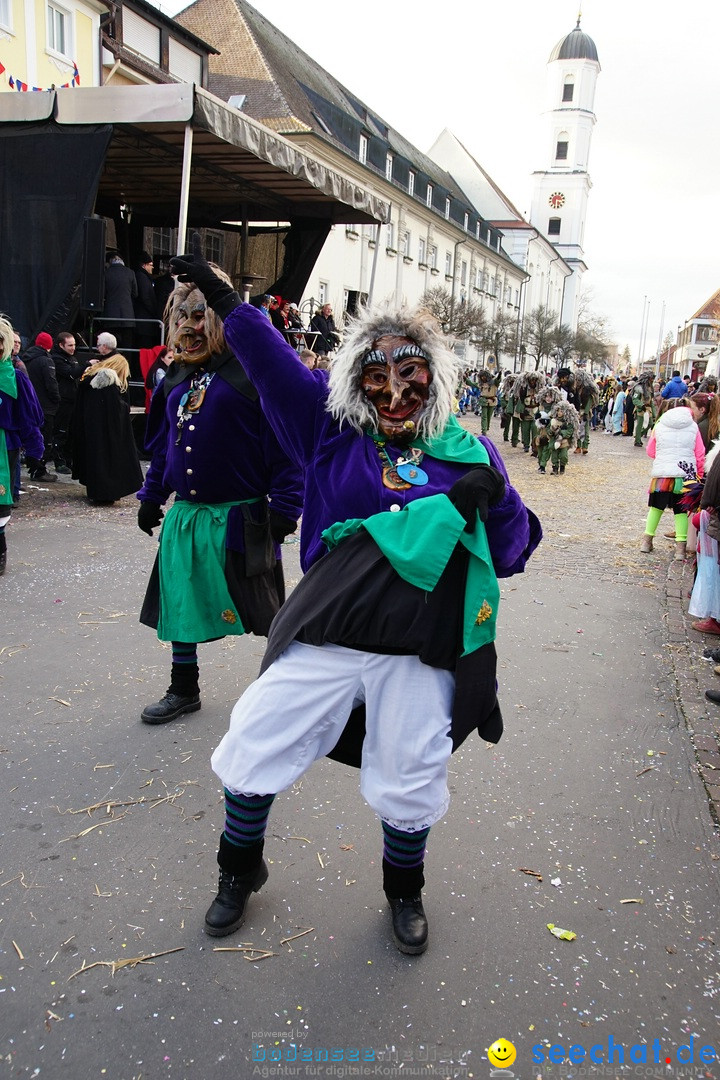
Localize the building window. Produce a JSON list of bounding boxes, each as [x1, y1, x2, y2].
[[463, 212, 469, 232], [460, 260, 468, 286], [428, 245, 437, 270], [476, 222, 481, 240], [555, 140, 568, 161], [386, 222, 395, 249], [385, 153, 393, 181], [400, 230, 410, 256], [359, 135, 368, 164], [418, 237, 426, 264], [122, 8, 160, 64], [205, 231, 225, 265], [445, 252, 453, 277], [0, 0, 12, 29], [475, 267, 483, 289], [548, 217, 561, 236], [318, 281, 328, 305], [408, 171, 415, 196], [562, 81, 574, 102], [444, 197, 451, 220], [169, 38, 203, 83], [426, 184, 433, 209], [483, 271, 489, 291], [47, 1, 71, 56]]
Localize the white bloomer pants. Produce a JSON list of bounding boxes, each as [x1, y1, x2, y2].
[[211, 641, 455, 831]]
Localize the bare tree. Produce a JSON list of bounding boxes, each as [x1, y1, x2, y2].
[[523, 305, 557, 370], [478, 309, 516, 368], [549, 323, 575, 364], [421, 287, 487, 340]]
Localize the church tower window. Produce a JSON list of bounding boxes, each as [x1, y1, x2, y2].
[[555, 139, 568, 161], [562, 80, 574, 102], [548, 217, 561, 236]]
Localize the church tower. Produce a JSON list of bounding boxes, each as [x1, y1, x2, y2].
[[529, 18, 600, 332]]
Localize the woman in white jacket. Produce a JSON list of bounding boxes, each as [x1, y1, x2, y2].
[[641, 400, 705, 559]]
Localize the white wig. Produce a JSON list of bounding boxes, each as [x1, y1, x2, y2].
[[326, 300, 462, 439], [0, 316, 14, 360]]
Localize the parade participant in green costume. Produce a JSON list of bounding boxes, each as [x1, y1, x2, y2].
[[548, 400, 580, 475], [534, 385, 562, 474], [500, 374, 516, 442], [631, 371, 656, 447], [477, 369, 501, 435], [511, 371, 546, 452]]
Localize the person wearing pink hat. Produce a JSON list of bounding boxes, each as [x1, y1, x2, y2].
[[21, 332, 60, 482]]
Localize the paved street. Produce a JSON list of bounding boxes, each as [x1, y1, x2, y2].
[[2, 419, 720, 1080]]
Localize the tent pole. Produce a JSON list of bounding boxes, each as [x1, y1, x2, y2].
[[367, 220, 383, 306], [176, 121, 194, 255]]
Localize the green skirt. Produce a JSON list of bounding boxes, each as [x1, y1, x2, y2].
[[157, 500, 247, 642]]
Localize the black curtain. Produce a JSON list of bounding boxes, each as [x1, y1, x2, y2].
[[267, 218, 332, 304], [0, 120, 112, 340]]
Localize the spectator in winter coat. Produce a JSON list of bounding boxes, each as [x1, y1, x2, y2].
[[661, 371, 688, 399], [134, 252, 161, 349], [103, 254, 137, 348], [310, 304, 341, 356], [22, 332, 60, 482], [50, 332, 82, 472]]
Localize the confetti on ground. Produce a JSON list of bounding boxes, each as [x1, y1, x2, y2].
[[547, 923, 577, 941]]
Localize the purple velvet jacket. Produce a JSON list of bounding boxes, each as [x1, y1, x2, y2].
[[137, 354, 303, 551], [223, 304, 540, 574], [2, 367, 45, 458]]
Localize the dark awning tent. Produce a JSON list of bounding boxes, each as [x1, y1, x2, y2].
[[0, 83, 389, 337]]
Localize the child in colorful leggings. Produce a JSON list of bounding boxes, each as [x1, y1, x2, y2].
[[640, 399, 705, 560]]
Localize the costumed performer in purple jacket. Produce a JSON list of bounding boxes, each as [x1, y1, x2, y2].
[[170, 238, 542, 955], [0, 316, 45, 575], [135, 264, 303, 724]]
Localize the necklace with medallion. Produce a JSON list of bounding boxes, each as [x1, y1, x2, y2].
[[370, 433, 429, 491], [175, 369, 214, 444]]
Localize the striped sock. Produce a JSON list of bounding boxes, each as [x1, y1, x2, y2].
[[171, 641, 198, 666], [381, 821, 430, 870], [223, 790, 275, 848], [169, 642, 199, 697]]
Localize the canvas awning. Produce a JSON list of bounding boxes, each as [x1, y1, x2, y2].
[[0, 82, 388, 228]]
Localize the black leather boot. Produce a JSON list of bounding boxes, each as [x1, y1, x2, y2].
[[205, 837, 268, 937], [387, 895, 428, 954], [383, 858, 428, 955], [141, 692, 201, 724]]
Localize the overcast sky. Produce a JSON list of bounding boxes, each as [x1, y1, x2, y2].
[[148, 0, 720, 357]]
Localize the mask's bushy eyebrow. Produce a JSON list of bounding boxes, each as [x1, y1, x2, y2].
[[393, 343, 429, 361], [360, 348, 387, 368]]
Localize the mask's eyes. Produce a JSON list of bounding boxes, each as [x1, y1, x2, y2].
[[397, 359, 429, 382], [362, 365, 390, 386]]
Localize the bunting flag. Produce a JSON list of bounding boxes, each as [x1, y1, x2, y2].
[[1, 59, 80, 91]]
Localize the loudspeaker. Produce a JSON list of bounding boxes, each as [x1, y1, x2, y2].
[[80, 216, 107, 311]]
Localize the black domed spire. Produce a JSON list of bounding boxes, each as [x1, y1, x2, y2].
[[549, 17, 599, 63]]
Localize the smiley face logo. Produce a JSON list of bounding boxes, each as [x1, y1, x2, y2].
[[487, 1039, 517, 1069]]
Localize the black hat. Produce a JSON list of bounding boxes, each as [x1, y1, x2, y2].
[[140, 251, 153, 264]]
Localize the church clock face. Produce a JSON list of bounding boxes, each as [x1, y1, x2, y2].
[[549, 192, 566, 209]]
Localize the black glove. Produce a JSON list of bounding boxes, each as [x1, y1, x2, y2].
[[269, 510, 298, 544], [170, 234, 241, 320], [138, 501, 164, 536], [448, 465, 506, 530]]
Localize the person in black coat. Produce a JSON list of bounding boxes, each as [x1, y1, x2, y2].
[[309, 303, 341, 356], [134, 251, 161, 349], [103, 254, 138, 348], [50, 331, 82, 472], [22, 332, 60, 482], [72, 353, 143, 505]]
